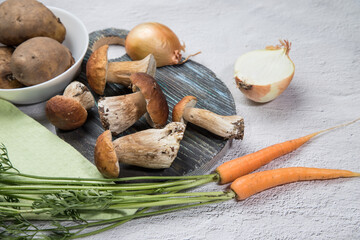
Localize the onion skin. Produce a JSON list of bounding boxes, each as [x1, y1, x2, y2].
[[234, 40, 295, 103], [125, 22, 185, 67], [235, 71, 294, 103]]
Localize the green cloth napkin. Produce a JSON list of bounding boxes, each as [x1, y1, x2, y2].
[[0, 99, 136, 220]]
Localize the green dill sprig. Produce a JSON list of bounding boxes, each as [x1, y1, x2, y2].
[[0, 143, 19, 173]]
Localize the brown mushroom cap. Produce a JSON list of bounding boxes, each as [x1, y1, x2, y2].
[[172, 96, 197, 122], [130, 72, 169, 128], [0, 47, 24, 89], [94, 130, 119, 178], [45, 95, 87, 130], [86, 44, 109, 95]]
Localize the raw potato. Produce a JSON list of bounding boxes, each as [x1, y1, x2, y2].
[[0, 47, 24, 89], [0, 0, 66, 46], [10, 37, 74, 86]]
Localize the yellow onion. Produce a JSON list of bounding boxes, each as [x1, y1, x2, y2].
[[125, 22, 197, 67], [234, 40, 295, 103]]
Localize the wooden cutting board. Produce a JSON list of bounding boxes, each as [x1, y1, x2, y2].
[[57, 28, 238, 178]]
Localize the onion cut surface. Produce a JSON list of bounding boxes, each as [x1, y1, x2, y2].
[[234, 40, 295, 103]]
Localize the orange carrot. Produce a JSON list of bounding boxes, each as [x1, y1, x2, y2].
[[230, 167, 360, 200], [216, 118, 360, 184]]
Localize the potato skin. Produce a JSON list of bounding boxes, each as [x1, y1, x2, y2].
[[0, 0, 66, 46], [10, 37, 74, 86], [0, 46, 24, 89]]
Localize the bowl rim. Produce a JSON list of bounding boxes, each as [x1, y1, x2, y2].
[[0, 6, 89, 93]]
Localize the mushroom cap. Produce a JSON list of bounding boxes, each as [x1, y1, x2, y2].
[[45, 95, 87, 130], [94, 130, 120, 178], [86, 44, 109, 95], [130, 72, 169, 128], [172, 96, 197, 123], [0, 46, 24, 89]]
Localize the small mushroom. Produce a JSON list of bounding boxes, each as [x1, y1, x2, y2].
[[95, 122, 186, 178], [0, 46, 24, 89], [86, 44, 156, 95], [172, 96, 244, 139], [45, 81, 95, 130], [98, 72, 169, 135]]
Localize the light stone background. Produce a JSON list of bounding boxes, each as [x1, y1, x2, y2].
[[15, 0, 360, 239]]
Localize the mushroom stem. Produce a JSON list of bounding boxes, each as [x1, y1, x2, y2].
[[94, 122, 186, 178], [86, 44, 157, 95], [183, 107, 244, 139], [63, 81, 95, 110], [98, 72, 169, 135], [113, 122, 185, 169], [107, 54, 156, 86], [98, 91, 147, 135]]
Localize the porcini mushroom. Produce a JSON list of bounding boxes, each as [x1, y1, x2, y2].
[[95, 122, 186, 178], [172, 96, 244, 139], [98, 72, 169, 135], [45, 81, 95, 130], [0, 46, 24, 89], [86, 44, 156, 95]]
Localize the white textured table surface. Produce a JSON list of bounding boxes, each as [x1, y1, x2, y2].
[[18, 0, 360, 239]]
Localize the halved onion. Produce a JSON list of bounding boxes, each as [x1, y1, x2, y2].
[[234, 40, 295, 103]]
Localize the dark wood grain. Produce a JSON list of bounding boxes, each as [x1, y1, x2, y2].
[[57, 28, 237, 177]]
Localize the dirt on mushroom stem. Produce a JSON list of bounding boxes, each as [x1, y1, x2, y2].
[[172, 95, 244, 139]]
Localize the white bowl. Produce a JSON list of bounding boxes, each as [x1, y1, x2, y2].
[[0, 7, 88, 105]]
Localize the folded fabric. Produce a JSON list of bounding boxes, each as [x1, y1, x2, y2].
[[0, 99, 136, 220]]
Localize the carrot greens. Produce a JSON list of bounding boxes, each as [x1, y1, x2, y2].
[[0, 143, 228, 239]]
